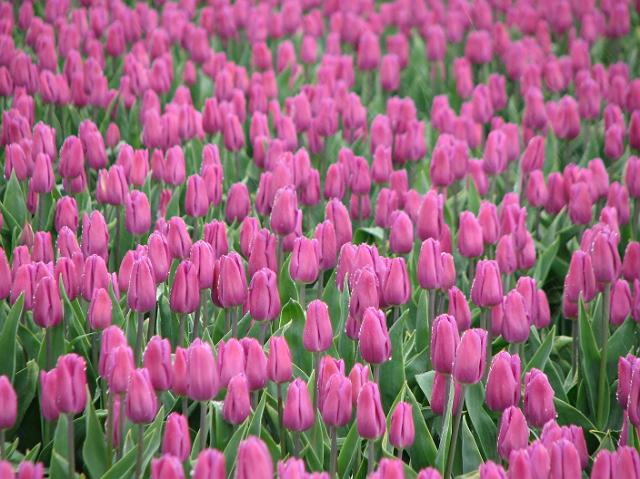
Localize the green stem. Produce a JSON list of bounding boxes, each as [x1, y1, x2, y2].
[[199, 401, 207, 452], [0, 429, 5, 459], [67, 414, 75, 478], [597, 283, 612, 428], [178, 314, 185, 347], [46, 327, 53, 370], [106, 394, 114, 467], [313, 351, 321, 413], [367, 439, 375, 474], [329, 427, 337, 479], [134, 424, 144, 479], [278, 383, 286, 457], [571, 319, 579, 376], [117, 393, 125, 460], [482, 310, 492, 381], [134, 312, 145, 366], [232, 307, 238, 338], [445, 387, 465, 479]]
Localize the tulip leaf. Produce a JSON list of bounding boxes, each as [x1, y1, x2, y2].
[[321, 271, 341, 334], [607, 318, 640, 378], [415, 290, 429, 353], [461, 416, 483, 474], [82, 399, 109, 479], [279, 256, 299, 303], [222, 421, 248, 473], [37, 321, 65, 372], [578, 299, 600, 415], [248, 392, 266, 437], [525, 326, 555, 372], [9, 359, 38, 436], [49, 415, 71, 479], [281, 300, 313, 374], [533, 237, 559, 287], [464, 382, 497, 461], [415, 371, 435, 402], [102, 407, 164, 479], [434, 376, 454, 473], [0, 295, 24, 381], [380, 311, 407, 409], [405, 387, 437, 470], [466, 181, 480, 215], [1, 171, 27, 232], [337, 420, 362, 477], [553, 397, 595, 431]]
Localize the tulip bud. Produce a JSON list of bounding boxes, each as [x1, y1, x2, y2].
[[193, 449, 226, 479], [382, 257, 412, 306], [162, 413, 190, 461], [304, 300, 333, 352], [185, 174, 209, 218], [448, 287, 471, 332], [359, 307, 392, 365], [497, 406, 529, 460], [55, 353, 87, 415], [33, 276, 63, 329], [59, 135, 85, 178], [478, 202, 500, 245], [431, 314, 460, 375], [549, 440, 581, 479], [453, 328, 487, 384], [147, 232, 170, 284], [151, 455, 184, 479], [267, 336, 292, 384], [610, 279, 632, 325], [223, 373, 251, 425], [170, 260, 200, 314], [458, 211, 484, 258], [471, 260, 503, 307], [241, 338, 268, 391], [82, 211, 109, 260], [479, 461, 507, 479], [187, 339, 220, 402], [320, 373, 352, 428], [290, 237, 320, 284], [418, 239, 443, 290], [417, 468, 442, 479], [502, 290, 530, 343], [564, 250, 597, 303], [283, 378, 314, 432], [0, 376, 17, 430], [325, 199, 352, 248], [143, 336, 173, 392], [357, 382, 386, 440], [486, 352, 521, 412], [590, 228, 621, 283], [16, 461, 45, 479], [218, 253, 248, 308], [167, 216, 192, 260], [248, 268, 281, 322], [523, 368, 556, 428], [236, 437, 273, 479], [124, 191, 151, 236], [88, 287, 112, 330], [389, 402, 415, 449], [217, 339, 246, 389], [172, 347, 188, 398], [128, 258, 156, 313], [314, 220, 338, 270]]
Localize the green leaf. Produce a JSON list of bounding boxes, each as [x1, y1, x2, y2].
[[165, 186, 181, 218], [0, 296, 24, 381], [280, 300, 313, 374], [83, 399, 109, 479], [248, 393, 266, 438], [415, 290, 429, 353], [49, 415, 71, 479], [578, 299, 600, 415], [337, 421, 362, 477], [533, 238, 559, 287], [279, 256, 299, 303], [461, 416, 483, 474], [1, 171, 27, 231], [415, 371, 435, 401], [9, 360, 38, 435], [434, 376, 455, 473], [464, 382, 497, 461], [405, 387, 437, 470], [553, 397, 596, 431], [607, 318, 640, 378], [466, 180, 480, 215], [223, 421, 248, 473], [379, 311, 407, 409], [525, 326, 555, 372]]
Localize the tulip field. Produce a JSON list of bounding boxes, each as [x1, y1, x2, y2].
[[3, 0, 640, 478]]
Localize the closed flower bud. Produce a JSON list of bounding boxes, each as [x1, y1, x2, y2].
[[267, 336, 292, 384], [218, 339, 246, 389], [147, 232, 170, 284], [357, 382, 386, 440], [496, 235, 518, 275], [590, 228, 621, 283], [40, 369, 59, 421], [314, 220, 338, 270], [478, 202, 500, 245], [479, 461, 507, 479], [162, 413, 190, 461], [304, 300, 333, 352], [610, 279, 632, 325], [523, 369, 556, 428], [431, 371, 462, 416], [382, 257, 412, 306], [172, 347, 188, 397], [236, 437, 273, 479], [248, 229, 277, 278], [248, 268, 281, 321], [170, 260, 200, 314], [471, 260, 503, 307], [185, 174, 209, 218], [389, 402, 414, 449], [453, 328, 487, 384], [190, 241, 215, 290], [55, 353, 87, 415], [320, 373, 352, 428], [549, 440, 581, 479], [0, 376, 17, 429], [16, 461, 44, 479], [431, 314, 460, 375], [486, 352, 521, 412], [283, 378, 314, 432], [33, 276, 63, 328], [225, 183, 251, 224], [290, 237, 320, 284], [448, 287, 471, 332], [502, 290, 530, 343], [193, 449, 226, 479], [497, 406, 529, 460], [125, 191, 151, 235], [143, 336, 173, 392], [88, 288, 112, 330], [223, 373, 251, 425], [82, 211, 109, 260], [389, 211, 414, 255], [325, 199, 352, 248], [458, 211, 484, 257], [564, 250, 596, 303], [167, 216, 192, 260], [128, 258, 156, 313], [151, 455, 184, 479], [187, 339, 220, 402], [359, 307, 392, 365], [59, 135, 85, 178], [241, 338, 268, 391]]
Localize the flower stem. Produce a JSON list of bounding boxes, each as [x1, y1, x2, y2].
[[67, 414, 75, 478], [329, 426, 337, 479], [134, 424, 144, 479], [367, 439, 375, 474], [106, 393, 114, 467], [278, 382, 286, 457], [445, 386, 465, 479], [134, 312, 145, 366], [199, 401, 208, 452], [597, 283, 612, 428]]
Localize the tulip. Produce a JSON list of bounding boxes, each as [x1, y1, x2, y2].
[[417, 239, 442, 290], [629, 361, 640, 427], [248, 229, 277, 277], [0, 377, 17, 430], [82, 211, 109, 261], [471, 260, 503, 307], [497, 406, 529, 460], [417, 468, 442, 479], [148, 232, 170, 284], [241, 338, 268, 392], [167, 217, 192, 260], [564, 250, 596, 304], [290, 237, 320, 285], [151, 455, 184, 479], [170, 260, 200, 314], [453, 328, 487, 384], [357, 381, 386, 440], [359, 308, 392, 366], [125, 191, 151, 235], [389, 211, 414, 255], [549, 440, 581, 479], [16, 461, 44, 479], [32, 276, 63, 329], [40, 369, 59, 422], [610, 279, 632, 325], [304, 300, 333, 352], [523, 369, 556, 428], [431, 314, 460, 375], [591, 450, 614, 478], [217, 253, 248, 310], [486, 352, 521, 412], [448, 287, 472, 332], [267, 336, 292, 384], [615, 447, 640, 478], [502, 290, 530, 344], [382, 257, 412, 306], [389, 402, 415, 451], [218, 339, 246, 389], [271, 187, 298, 237], [55, 354, 87, 415], [55, 196, 78, 232], [185, 175, 209, 218], [325, 199, 352, 248], [458, 211, 484, 258], [248, 268, 281, 322], [143, 336, 173, 392], [193, 449, 226, 479], [187, 339, 220, 402], [320, 373, 352, 428], [479, 461, 507, 479], [236, 437, 273, 479], [283, 378, 314, 432], [128, 258, 156, 313], [59, 135, 84, 178], [172, 347, 188, 399], [431, 371, 463, 416], [223, 374, 251, 425], [162, 413, 190, 461]]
